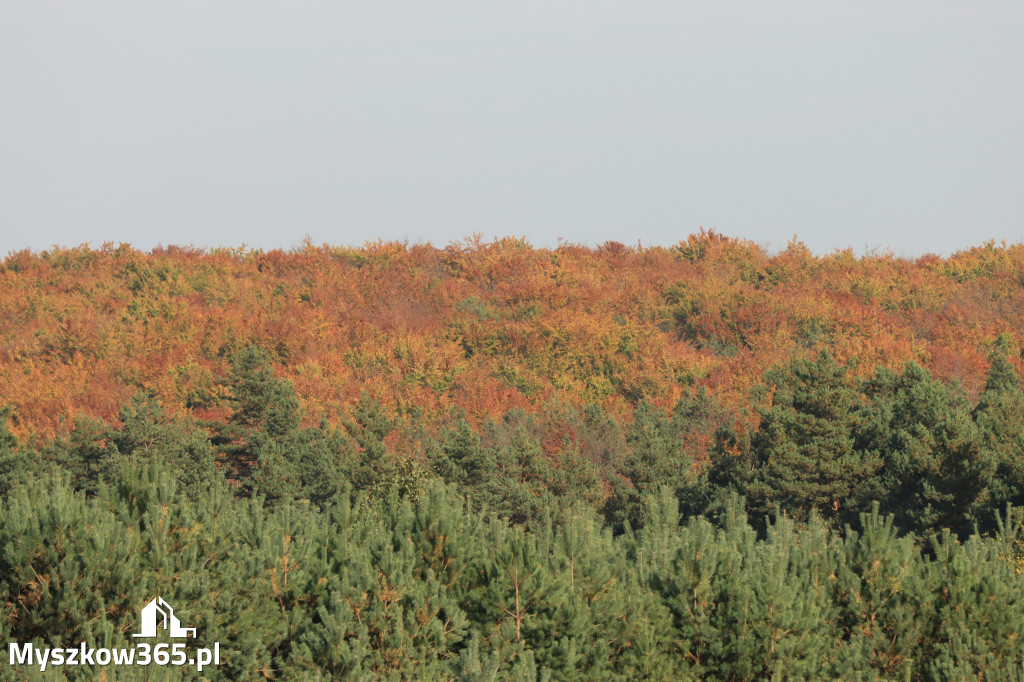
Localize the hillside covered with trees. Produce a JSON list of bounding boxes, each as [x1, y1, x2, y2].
[[3, 233, 1024, 679]]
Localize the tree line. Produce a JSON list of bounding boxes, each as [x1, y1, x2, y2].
[[4, 237, 1023, 440]]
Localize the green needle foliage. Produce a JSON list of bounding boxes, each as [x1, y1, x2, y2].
[[4, 345, 1024, 679], [3, 465, 1024, 679]]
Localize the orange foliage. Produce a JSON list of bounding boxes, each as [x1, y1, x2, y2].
[[2, 235, 1024, 443]]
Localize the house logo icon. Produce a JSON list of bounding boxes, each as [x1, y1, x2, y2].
[[132, 597, 196, 638]]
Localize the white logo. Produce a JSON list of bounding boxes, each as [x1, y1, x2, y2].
[[132, 598, 196, 639], [9, 596, 219, 672]]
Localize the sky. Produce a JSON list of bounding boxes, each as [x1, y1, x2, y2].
[[1, 1, 1022, 257]]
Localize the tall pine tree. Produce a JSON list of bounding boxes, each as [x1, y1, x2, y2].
[[728, 350, 880, 524]]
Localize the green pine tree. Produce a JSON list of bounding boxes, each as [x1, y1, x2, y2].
[[731, 350, 881, 524], [974, 335, 1024, 523], [863, 361, 996, 537]]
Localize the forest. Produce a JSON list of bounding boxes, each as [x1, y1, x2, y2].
[[3, 233, 1024, 679]]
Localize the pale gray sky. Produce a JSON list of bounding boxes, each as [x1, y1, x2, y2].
[[1, 1, 1021, 256]]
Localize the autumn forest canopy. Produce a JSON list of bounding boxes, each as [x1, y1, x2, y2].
[[4, 233, 1024, 679]]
